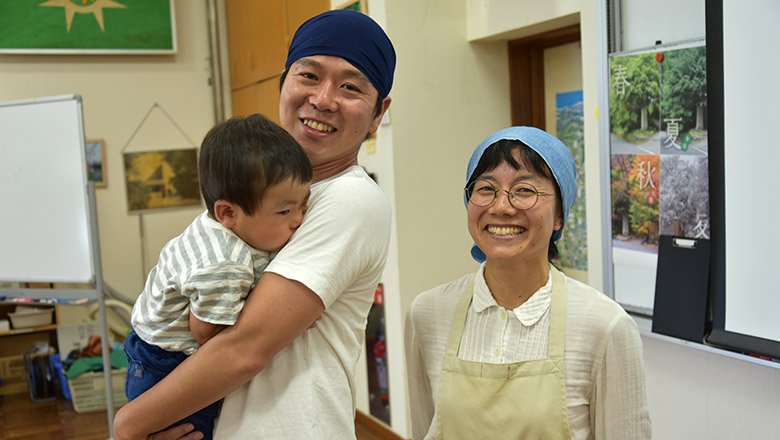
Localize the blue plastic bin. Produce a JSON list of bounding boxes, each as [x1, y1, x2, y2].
[[50, 353, 71, 400]]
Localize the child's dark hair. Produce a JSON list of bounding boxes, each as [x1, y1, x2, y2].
[[199, 113, 312, 218], [466, 139, 563, 262]]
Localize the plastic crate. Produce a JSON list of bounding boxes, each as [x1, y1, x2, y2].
[[8, 307, 53, 329], [67, 368, 128, 413]]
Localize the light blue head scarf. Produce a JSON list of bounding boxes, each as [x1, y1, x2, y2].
[[465, 126, 577, 263]]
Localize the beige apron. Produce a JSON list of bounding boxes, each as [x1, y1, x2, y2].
[[436, 265, 571, 439]]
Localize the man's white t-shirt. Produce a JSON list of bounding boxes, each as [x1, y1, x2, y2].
[[214, 165, 391, 439]]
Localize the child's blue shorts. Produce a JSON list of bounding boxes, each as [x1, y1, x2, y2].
[[124, 330, 221, 440]]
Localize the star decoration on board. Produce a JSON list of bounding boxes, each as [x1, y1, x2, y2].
[[40, 0, 127, 32]]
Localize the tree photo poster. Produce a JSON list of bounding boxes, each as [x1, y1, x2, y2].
[[555, 90, 587, 273], [609, 40, 708, 313]]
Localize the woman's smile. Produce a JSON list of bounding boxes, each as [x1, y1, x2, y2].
[[486, 225, 525, 236]]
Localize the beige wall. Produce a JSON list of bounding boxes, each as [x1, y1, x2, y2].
[[387, 0, 512, 325], [0, 0, 216, 308]]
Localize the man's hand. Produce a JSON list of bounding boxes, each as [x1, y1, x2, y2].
[[115, 423, 203, 440], [308, 315, 322, 329]]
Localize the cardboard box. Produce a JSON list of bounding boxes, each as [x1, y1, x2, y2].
[[56, 321, 101, 357], [0, 354, 26, 381]]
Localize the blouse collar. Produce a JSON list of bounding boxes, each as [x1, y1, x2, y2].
[[471, 263, 553, 327]]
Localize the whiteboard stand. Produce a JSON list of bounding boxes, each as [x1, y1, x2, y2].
[[0, 94, 121, 438], [0, 186, 117, 438]]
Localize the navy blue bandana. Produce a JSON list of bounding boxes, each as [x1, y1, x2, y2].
[[285, 9, 396, 98]]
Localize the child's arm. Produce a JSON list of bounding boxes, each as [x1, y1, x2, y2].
[[189, 311, 227, 345]]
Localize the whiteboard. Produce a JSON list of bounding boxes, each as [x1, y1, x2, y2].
[[0, 95, 95, 283], [722, 0, 780, 343]]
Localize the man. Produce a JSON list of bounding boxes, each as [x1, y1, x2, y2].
[[113, 9, 395, 440]]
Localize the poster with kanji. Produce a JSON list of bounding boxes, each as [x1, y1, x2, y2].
[[609, 41, 708, 312]]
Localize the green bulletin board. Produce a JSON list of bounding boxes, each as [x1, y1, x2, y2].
[[0, 0, 176, 54]]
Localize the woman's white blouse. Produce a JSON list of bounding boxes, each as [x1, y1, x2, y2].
[[404, 264, 652, 440]]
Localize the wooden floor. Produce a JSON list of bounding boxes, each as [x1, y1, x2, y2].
[[0, 392, 112, 440], [0, 392, 390, 440]]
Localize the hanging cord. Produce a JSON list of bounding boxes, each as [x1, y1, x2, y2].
[[139, 212, 146, 282], [121, 102, 196, 154], [120, 103, 197, 285]]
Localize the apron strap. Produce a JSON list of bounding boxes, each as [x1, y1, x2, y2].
[[547, 265, 567, 358], [443, 277, 475, 357]]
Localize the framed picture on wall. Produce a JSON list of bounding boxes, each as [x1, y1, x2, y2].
[[336, 0, 367, 13], [123, 148, 201, 213], [85, 138, 106, 189], [0, 0, 177, 54]]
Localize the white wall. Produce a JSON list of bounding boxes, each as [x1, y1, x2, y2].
[[0, 0, 216, 310], [642, 332, 780, 439]]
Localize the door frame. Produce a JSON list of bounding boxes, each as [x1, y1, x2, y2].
[[508, 24, 581, 128]]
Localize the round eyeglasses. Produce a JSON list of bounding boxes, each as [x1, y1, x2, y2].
[[465, 180, 556, 211]]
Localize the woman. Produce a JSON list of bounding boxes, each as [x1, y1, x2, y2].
[[404, 127, 651, 439]]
